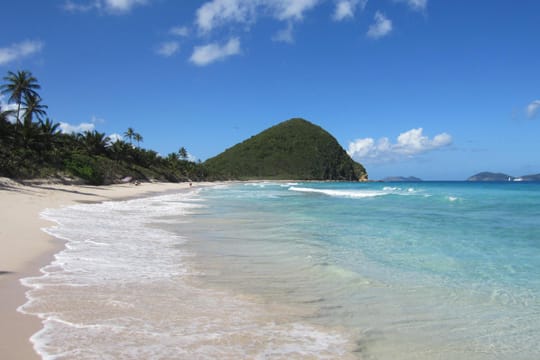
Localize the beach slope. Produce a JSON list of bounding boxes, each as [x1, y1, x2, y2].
[[0, 179, 196, 359]]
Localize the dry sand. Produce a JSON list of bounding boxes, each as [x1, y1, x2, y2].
[[0, 178, 205, 359]]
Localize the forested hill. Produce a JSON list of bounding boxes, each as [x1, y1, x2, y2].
[[204, 118, 367, 181]]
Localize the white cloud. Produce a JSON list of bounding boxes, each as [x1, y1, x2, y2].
[[0, 95, 17, 111], [273, 0, 320, 21], [526, 100, 540, 119], [0, 40, 44, 66], [272, 22, 295, 43], [347, 128, 452, 163], [105, 0, 147, 12], [156, 41, 180, 57], [333, 0, 366, 21], [63, 0, 147, 14], [367, 11, 392, 39], [195, 0, 319, 33], [196, 0, 257, 33], [59, 122, 95, 134], [190, 37, 241, 66], [108, 133, 123, 143], [63, 0, 101, 12], [397, 0, 428, 12], [170, 26, 190, 37]]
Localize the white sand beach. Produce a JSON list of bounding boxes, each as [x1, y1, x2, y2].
[[0, 179, 202, 359]]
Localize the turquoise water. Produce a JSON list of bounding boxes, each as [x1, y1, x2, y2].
[[177, 181, 540, 359], [21, 181, 540, 359]]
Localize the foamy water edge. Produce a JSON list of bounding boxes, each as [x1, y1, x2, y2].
[[18, 188, 357, 359]]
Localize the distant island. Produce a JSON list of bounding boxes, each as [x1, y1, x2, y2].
[[205, 118, 367, 181], [467, 172, 540, 182], [382, 176, 422, 182]]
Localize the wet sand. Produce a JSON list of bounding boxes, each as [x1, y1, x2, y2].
[[0, 178, 206, 359]]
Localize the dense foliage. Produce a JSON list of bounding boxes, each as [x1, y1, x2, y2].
[[0, 70, 207, 184], [1, 71, 367, 184], [204, 118, 367, 181]]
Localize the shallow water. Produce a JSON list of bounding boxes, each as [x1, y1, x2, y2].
[[20, 182, 540, 359]]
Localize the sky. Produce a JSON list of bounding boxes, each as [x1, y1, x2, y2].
[[1, 0, 539, 180]]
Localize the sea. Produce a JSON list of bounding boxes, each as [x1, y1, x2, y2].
[[19, 181, 540, 359]]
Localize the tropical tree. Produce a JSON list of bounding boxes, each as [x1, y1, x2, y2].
[[0, 108, 14, 139], [109, 139, 132, 162], [178, 146, 188, 160], [133, 132, 143, 148], [167, 152, 179, 163], [35, 118, 61, 155], [22, 92, 48, 128], [0, 70, 41, 125], [123, 127, 135, 145], [79, 130, 109, 156], [39, 118, 60, 136]]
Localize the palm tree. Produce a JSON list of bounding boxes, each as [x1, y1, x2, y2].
[[178, 146, 188, 160], [39, 118, 60, 136], [124, 127, 135, 145], [79, 130, 109, 156], [0, 108, 14, 139], [22, 92, 48, 128], [0, 70, 41, 125], [109, 139, 131, 161], [133, 132, 143, 148]]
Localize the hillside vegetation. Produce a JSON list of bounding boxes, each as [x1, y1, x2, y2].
[[1, 71, 366, 184], [204, 118, 367, 181], [0, 70, 207, 184]]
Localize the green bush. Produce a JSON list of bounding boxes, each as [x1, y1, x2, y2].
[[65, 153, 104, 185]]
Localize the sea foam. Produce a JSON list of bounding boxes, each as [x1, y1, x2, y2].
[[19, 189, 355, 359]]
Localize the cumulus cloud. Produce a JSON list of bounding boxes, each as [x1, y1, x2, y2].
[[397, 0, 428, 11], [156, 41, 180, 57], [59, 122, 96, 134], [195, 0, 319, 33], [347, 128, 452, 163], [196, 0, 257, 33], [367, 11, 392, 39], [108, 133, 123, 143], [526, 100, 540, 119], [63, 0, 147, 14], [273, 0, 319, 21], [333, 0, 366, 21], [190, 37, 241, 66], [0, 40, 44, 66]]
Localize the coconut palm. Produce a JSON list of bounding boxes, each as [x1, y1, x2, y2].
[[79, 130, 110, 156], [0, 70, 41, 125], [109, 139, 132, 161], [39, 118, 60, 136], [123, 127, 135, 145], [22, 92, 48, 128], [133, 132, 143, 148], [178, 146, 188, 160]]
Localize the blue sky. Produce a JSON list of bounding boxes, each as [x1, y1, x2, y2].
[[1, 0, 539, 180]]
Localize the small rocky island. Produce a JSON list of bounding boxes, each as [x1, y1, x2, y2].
[[467, 172, 540, 181]]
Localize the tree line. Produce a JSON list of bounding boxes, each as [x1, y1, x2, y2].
[[0, 70, 209, 184]]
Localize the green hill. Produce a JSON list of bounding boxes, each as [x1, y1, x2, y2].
[[204, 118, 367, 181]]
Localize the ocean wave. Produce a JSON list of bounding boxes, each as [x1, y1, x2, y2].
[[289, 186, 388, 199]]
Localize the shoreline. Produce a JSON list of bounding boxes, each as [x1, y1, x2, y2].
[[0, 178, 210, 359]]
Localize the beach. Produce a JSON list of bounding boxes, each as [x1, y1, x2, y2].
[[2, 180, 539, 359], [0, 178, 200, 359]]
